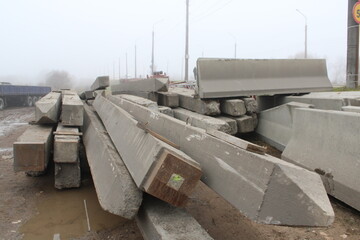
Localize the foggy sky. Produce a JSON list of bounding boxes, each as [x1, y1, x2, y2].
[[0, 0, 348, 86]]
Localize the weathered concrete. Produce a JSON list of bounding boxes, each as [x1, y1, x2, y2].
[[220, 99, 246, 116], [107, 94, 334, 226], [136, 196, 213, 240], [93, 95, 202, 207], [83, 104, 142, 219], [61, 93, 84, 126], [173, 108, 232, 134], [13, 125, 53, 172], [119, 94, 159, 111], [84, 91, 95, 100], [196, 58, 333, 98], [282, 108, 360, 211], [214, 116, 237, 135], [242, 97, 258, 113], [342, 105, 360, 113], [54, 160, 81, 189], [158, 106, 174, 117], [111, 78, 169, 93], [234, 115, 256, 133], [54, 125, 80, 163], [113, 91, 158, 102], [171, 88, 220, 115], [91, 76, 110, 91], [157, 91, 179, 107], [256, 102, 314, 151], [35, 91, 62, 124]]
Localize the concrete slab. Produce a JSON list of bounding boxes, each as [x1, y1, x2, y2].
[[13, 125, 53, 172], [35, 92, 62, 124], [157, 91, 179, 107], [111, 78, 169, 93], [173, 108, 232, 134], [93, 95, 202, 207], [91, 76, 110, 91], [61, 93, 84, 126], [118, 94, 159, 111], [54, 160, 81, 189], [158, 106, 174, 117], [83, 104, 142, 219], [136, 196, 213, 240], [282, 108, 360, 211], [215, 116, 237, 135], [342, 106, 360, 113], [220, 99, 246, 116], [171, 88, 220, 115], [196, 58, 333, 98], [107, 94, 334, 226], [256, 102, 314, 151]]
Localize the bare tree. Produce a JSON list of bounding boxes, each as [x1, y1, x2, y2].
[[45, 70, 73, 90]]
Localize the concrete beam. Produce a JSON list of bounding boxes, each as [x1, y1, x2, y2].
[[83, 104, 142, 219], [93, 95, 202, 207], [158, 106, 174, 117], [173, 108, 231, 134], [196, 58, 333, 98], [111, 78, 169, 93], [113, 91, 158, 102], [106, 94, 334, 226], [136, 196, 213, 240], [118, 94, 159, 111], [61, 93, 84, 126], [220, 99, 246, 116], [171, 88, 220, 116], [157, 92, 179, 107], [13, 125, 53, 172], [234, 115, 256, 133], [215, 116, 237, 135], [242, 97, 258, 113], [35, 92, 61, 124], [91, 76, 110, 91], [54, 125, 80, 163], [282, 108, 360, 211], [54, 160, 81, 189], [342, 106, 360, 113]]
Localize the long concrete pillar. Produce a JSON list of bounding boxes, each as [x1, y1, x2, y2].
[[346, 0, 359, 88], [106, 94, 334, 226], [83, 104, 142, 219], [35, 92, 61, 124], [93, 95, 202, 207], [91, 76, 110, 91], [61, 92, 84, 126]]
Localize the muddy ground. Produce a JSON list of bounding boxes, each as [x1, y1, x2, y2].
[[0, 107, 359, 240]]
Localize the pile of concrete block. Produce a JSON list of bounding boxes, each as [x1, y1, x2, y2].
[[80, 76, 110, 101]]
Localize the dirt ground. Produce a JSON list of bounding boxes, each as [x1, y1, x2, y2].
[[0, 107, 359, 240]]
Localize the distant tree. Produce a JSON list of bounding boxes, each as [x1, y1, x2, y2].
[[45, 70, 73, 90]]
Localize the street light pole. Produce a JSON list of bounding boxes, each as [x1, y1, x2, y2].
[[185, 0, 189, 82], [228, 33, 237, 58], [296, 9, 308, 59]]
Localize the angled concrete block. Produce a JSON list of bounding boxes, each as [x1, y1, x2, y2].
[[111, 78, 169, 93], [158, 106, 174, 117], [91, 76, 110, 91], [173, 108, 231, 134], [282, 108, 360, 211], [220, 99, 246, 116], [234, 115, 255, 133], [157, 92, 179, 107], [107, 95, 334, 226], [171, 88, 220, 115], [61, 93, 84, 126], [256, 102, 313, 151], [83, 104, 142, 219], [93, 95, 202, 207], [136, 196, 213, 240], [13, 125, 53, 172], [54, 160, 81, 189], [35, 92, 61, 124]]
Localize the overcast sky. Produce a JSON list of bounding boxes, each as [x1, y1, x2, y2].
[[0, 0, 348, 85]]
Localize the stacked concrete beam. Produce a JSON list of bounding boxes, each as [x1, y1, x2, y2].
[[342, 106, 360, 113], [171, 88, 220, 116], [157, 91, 179, 107], [220, 99, 246, 116], [119, 94, 159, 111], [83, 104, 142, 219], [215, 116, 237, 135], [282, 108, 360, 211], [256, 102, 314, 151], [242, 97, 258, 114], [106, 94, 334, 226], [13, 125, 53, 173], [158, 106, 174, 117], [91, 76, 110, 91], [53, 124, 81, 189], [136, 196, 213, 240], [35, 91, 62, 124], [61, 92, 84, 126], [173, 108, 232, 134], [93, 95, 202, 207]]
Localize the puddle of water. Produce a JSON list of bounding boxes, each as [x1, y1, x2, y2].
[[20, 177, 130, 240], [0, 148, 12, 153]]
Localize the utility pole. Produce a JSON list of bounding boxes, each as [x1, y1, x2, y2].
[[185, 0, 189, 82], [118, 58, 121, 79], [296, 9, 308, 59], [126, 52, 128, 79], [229, 33, 237, 58], [135, 45, 137, 78], [113, 61, 115, 80], [151, 29, 155, 75]]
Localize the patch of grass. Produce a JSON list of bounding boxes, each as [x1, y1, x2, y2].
[[333, 86, 360, 92]]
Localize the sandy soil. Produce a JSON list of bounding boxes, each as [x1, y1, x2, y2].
[[0, 107, 359, 240]]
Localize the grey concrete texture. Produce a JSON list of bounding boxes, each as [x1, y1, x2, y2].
[[342, 105, 360, 113], [82, 91, 95, 100], [242, 97, 258, 113], [256, 102, 314, 151], [215, 116, 237, 135], [54, 160, 81, 189], [111, 78, 169, 93], [234, 115, 256, 133], [158, 106, 174, 117], [157, 91, 179, 107], [54, 135, 79, 163], [171, 88, 220, 115], [93, 95, 201, 206], [82, 104, 142, 219], [35, 91, 62, 124], [195, 58, 333, 98], [112, 90, 158, 102], [276, 92, 360, 111], [91, 76, 110, 91], [173, 108, 232, 134], [136, 195, 213, 240], [220, 99, 246, 116], [118, 94, 159, 111], [282, 108, 360, 211], [13, 125, 53, 172], [106, 94, 334, 226], [61, 93, 84, 126]]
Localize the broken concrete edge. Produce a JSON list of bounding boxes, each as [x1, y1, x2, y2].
[[83, 103, 142, 219]]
